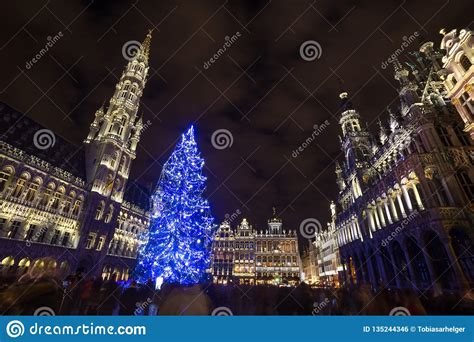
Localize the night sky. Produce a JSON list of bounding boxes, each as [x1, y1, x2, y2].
[[0, 0, 472, 239]]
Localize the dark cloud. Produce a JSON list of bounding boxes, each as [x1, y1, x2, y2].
[[0, 0, 471, 244]]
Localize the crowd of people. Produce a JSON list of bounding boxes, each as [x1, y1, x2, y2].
[[0, 261, 472, 315]]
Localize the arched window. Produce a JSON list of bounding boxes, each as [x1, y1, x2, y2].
[[105, 205, 114, 223], [51, 187, 65, 210], [25, 178, 41, 202], [0, 167, 14, 193], [436, 125, 453, 146], [12, 173, 30, 198], [454, 125, 471, 146], [41, 183, 55, 206], [460, 54, 472, 72], [456, 171, 474, 202], [95, 201, 105, 220], [72, 195, 83, 216]]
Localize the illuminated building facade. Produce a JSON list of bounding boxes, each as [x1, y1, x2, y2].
[[233, 218, 256, 284], [440, 29, 474, 140], [211, 221, 235, 284], [314, 202, 342, 287], [301, 242, 318, 285], [0, 32, 153, 280], [255, 210, 300, 285], [332, 41, 474, 293], [211, 210, 301, 285]]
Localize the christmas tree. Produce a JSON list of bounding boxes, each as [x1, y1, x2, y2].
[[135, 126, 215, 285]]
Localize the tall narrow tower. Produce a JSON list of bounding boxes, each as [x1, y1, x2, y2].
[[78, 31, 152, 271], [338, 92, 372, 200]]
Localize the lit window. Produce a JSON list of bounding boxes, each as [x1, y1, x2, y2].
[[96, 236, 106, 251], [8, 221, 22, 239], [86, 232, 97, 249], [50, 229, 60, 245], [460, 55, 472, 72]]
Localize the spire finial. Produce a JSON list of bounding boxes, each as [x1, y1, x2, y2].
[[272, 206, 276, 217], [141, 29, 153, 61]]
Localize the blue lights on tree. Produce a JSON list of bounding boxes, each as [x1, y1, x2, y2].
[[135, 126, 215, 285]]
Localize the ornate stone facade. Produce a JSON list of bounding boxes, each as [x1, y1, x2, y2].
[[211, 210, 301, 286], [313, 202, 342, 287], [440, 29, 474, 140], [0, 32, 154, 281], [331, 42, 474, 294]]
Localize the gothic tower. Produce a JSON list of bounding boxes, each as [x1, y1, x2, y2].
[[338, 92, 372, 199], [78, 31, 152, 271]]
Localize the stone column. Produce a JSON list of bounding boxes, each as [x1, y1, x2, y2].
[[387, 245, 402, 288], [356, 221, 363, 242], [373, 208, 381, 230], [365, 251, 378, 288], [389, 196, 399, 221], [377, 205, 386, 227], [401, 245, 419, 291], [396, 192, 407, 218], [412, 183, 424, 210], [375, 251, 388, 286], [384, 200, 393, 224], [418, 237, 442, 295], [401, 184, 413, 212], [368, 209, 376, 231]]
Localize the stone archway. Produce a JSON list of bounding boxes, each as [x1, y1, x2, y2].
[[380, 246, 396, 287], [423, 230, 455, 290], [449, 228, 474, 284], [391, 241, 411, 287], [405, 236, 430, 289]]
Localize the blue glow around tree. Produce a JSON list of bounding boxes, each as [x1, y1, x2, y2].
[[135, 126, 215, 285]]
